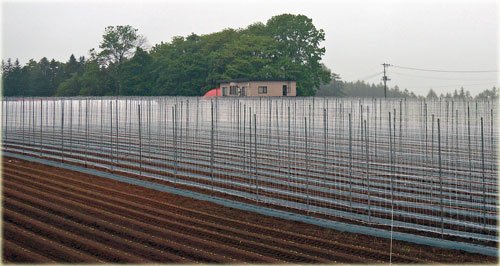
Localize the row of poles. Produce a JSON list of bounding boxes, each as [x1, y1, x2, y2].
[[2, 96, 497, 244]]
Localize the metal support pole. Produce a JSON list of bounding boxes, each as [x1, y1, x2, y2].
[[40, 99, 43, 157], [467, 104, 472, 199], [288, 105, 291, 181], [85, 99, 89, 167], [305, 116, 310, 214], [69, 100, 73, 158], [438, 118, 444, 237], [115, 99, 119, 166], [348, 113, 352, 207], [365, 119, 371, 221], [109, 101, 113, 171], [61, 100, 65, 162], [22, 99, 25, 154], [210, 101, 214, 191], [388, 110, 395, 264], [481, 117, 486, 229], [389, 111, 394, 214], [254, 113, 258, 202], [138, 104, 142, 177], [4, 99, 8, 141], [323, 108, 327, 210]]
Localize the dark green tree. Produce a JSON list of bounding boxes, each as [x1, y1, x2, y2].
[[265, 14, 331, 95], [476, 86, 498, 99], [2, 59, 26, 96], [426, 89, 438, 99], [97, 25, 146, 66], [96, 25, 146, 95], [119, 48, 153, 95], [316, 72, 344, 97]]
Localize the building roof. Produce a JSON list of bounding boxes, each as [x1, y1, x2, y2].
[[203, 87, 221, 97], [219, 78, 295, 83]]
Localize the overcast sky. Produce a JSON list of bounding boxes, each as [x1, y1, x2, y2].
[[2, 0, 498, 96]]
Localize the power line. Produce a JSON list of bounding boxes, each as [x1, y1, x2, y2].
[[352, 71, 383, 81], [408, 81, 498, 89], [392, 65, 499, 73], [391, 71, 498, 81]]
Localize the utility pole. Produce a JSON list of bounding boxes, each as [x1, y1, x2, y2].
[[382, 63, 391, 98]]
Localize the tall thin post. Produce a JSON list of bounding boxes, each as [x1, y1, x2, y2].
[[243, 105, 247, 174], [490, 108, 494, 182], [305, 116, 309, 213], [174, 104, 178, 175], [481, 117, 486, 229], [40, 99, 43, 157], [61, 100, 65, 162], [389, 111, 394, 210], [438, 118, 444, 237], [210, 101, 214, 191], [100, 100, 103, 153], [4, 99, 8, 141], [249, 107, 252, 186], [348, 113, 352, 207], [288, 105, 291, 192], [467, 104, 472, 199], [172, 106, 177, 176], [254, 113, 258, 202], [109, 101, 113, 171], [365, 119, 371, 221], [389, 111, 394, 264], [22, 99, 25, 154], [85, 99, 89, 167], [115, 99, 119, 166], [52, 99, 55, 149], [138, 104, 142, 177], [323, 108, 327, 210], [431, 114, 435, 205]]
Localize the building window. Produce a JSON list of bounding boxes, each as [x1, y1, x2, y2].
[[230, 86, 238, 95], [258, 86, 267, 94], [222, 87, 228, 96]]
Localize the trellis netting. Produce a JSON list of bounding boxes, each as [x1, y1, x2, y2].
[[2, 96, 498, 245]]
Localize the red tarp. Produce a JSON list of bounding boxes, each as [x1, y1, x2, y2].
[[203, 87, 221, 97]]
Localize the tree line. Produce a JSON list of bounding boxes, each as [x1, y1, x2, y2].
[[316, 78, 498, 99], [2, 14, 331, 97]]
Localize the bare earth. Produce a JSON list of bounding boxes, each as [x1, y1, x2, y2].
[[2, 156, 497, 264]]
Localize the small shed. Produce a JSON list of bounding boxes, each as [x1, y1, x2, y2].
[[219, 79, 296, 97]]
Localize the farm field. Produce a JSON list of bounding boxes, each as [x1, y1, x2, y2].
[[2, 96, 498, 262], [2, 157, 496, 264]]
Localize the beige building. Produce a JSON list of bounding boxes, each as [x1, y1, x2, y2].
[[219, 79, 296, 97]]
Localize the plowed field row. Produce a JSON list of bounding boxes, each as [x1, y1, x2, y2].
[[2, 157, 496, 264]]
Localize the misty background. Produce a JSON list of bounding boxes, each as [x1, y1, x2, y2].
[[2, 0, 498, 96]]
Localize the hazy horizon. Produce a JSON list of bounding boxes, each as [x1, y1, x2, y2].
[[2, 0, 498, 96]]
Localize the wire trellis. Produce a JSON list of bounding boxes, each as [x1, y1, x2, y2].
[[2, 96, 498, 245]]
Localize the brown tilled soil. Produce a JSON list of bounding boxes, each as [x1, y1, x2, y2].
[[1, 156, 497, 264]]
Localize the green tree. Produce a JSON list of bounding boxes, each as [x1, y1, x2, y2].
[[265, 14, 331, 95], [56, 74, 81, 96], [119, 48, 153, 95], [220, 34, 277, 79], [65, 54, 80, 76], [97, 25, 146, 66], [426, 89, 438, 99], [316, 72, 344, 97], [96, 25, 146, 95], [2, 59, 26, 96], [476, 86, 498, 99]]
